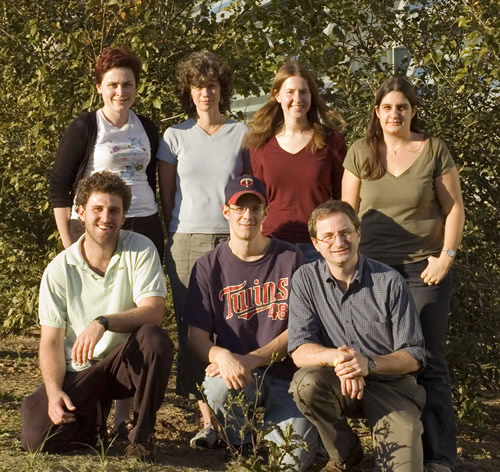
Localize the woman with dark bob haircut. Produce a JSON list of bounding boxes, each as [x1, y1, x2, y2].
[[157, 51, 250, 449], [245, 61, 347, 262], [342, 76, 465, 472], [49, 46, 164, 439]]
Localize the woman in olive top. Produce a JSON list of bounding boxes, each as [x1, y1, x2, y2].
[[342, 76, 465, 472]]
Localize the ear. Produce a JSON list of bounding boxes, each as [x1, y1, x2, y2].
[[311, 237, 321, 252], [77, 205, 86, 222], [275, 91, 281, 103], [222, 204, 230, 221], [374, 105, 380, 119], [411, 106, 417, 118], [96, 83, 102, 95]]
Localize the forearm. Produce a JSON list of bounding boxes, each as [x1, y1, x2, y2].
[[372, 350, 421, 375], [40, 337, 67, 397], [291, 343, 347, 368], [158, 161, 176, 230], [53, 207, 73, 249], [442, 204, 465, 254], [246, 330, 289, 368], [105, 298, 164, 332]]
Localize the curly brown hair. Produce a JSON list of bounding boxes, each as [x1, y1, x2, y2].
[[244, 61, 345, 152], [176, 51, 233, 116], [75, 171, 132, 213], [95, 47, 141, 85]]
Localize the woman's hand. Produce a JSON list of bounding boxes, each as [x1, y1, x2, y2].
[[420, 254, 454, 285]]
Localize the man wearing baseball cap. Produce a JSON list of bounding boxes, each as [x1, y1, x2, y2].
[[185, 175, 317, 470]]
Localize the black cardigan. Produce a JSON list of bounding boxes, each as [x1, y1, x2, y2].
[[49, 111, 159, 208]]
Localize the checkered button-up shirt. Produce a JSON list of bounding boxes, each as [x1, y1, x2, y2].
[[288, 254, 425, 376]]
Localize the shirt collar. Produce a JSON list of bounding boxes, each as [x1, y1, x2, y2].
[[320, 252, 366, 286], [65, 231, 124, 275]]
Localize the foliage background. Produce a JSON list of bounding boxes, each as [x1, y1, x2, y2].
[[0, 0, 498, 421]]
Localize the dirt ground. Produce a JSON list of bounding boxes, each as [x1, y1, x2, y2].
[[0, 331, 499, 471]]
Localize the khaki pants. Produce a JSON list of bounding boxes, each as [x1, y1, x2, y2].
[[290, 366, 426, 472]]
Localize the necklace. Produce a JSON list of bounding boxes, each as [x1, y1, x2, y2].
[[387, 139, 424, 156]]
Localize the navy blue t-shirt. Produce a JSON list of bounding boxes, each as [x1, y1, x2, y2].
[[185, 238, 305, 379]]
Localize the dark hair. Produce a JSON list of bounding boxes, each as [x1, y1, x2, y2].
[[75, 171, 132, 213], [308, 200, 360, 239], [95, 47, 141, 85], [176, 51, 233, 116], [363, 76, 421, 179], [244, 61, 344, 151]]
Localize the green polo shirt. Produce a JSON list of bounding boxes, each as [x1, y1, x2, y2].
[[39, 230, 166, 372]]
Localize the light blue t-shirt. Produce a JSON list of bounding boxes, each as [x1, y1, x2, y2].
[[39, 230, 166, 372], [158, 118, 249, 233]]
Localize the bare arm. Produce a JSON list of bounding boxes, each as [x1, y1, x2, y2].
[[53, 207, 74, 249], [291, 342, 354, 368], [189, 326, 290, 390], [158, 161, 177, 231], [341, 170, 361, 212], [71, 296, 164, 366], [39, 325, 76, 425], [421, 167, 465, 285]]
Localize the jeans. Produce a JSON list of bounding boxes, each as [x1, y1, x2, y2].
[[165, 232, 229, 398], [203, 368, 318, 471], [391, 261, 456, 469]]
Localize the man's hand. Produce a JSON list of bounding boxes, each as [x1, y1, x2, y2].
[[71, 320, 105, 366], [334, 346, 368, 400], [47, 389, 76, 425], [209, 349, 257, 390]]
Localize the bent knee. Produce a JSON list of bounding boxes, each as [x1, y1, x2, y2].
[[137, 324, 174, 356], [291, 366, 335, 406]]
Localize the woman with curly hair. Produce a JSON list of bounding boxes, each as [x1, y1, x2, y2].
[[342, 76, 465, 472], [158, 51, 250, 448], [245, 61, 346, 261]]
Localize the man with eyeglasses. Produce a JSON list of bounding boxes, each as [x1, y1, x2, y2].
[[288, 199, 426, 472], [185, 175, 318, 471]]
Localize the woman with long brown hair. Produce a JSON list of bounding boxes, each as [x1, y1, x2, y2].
[[342, 76, 465, 472], [245, 61, 346, 261]]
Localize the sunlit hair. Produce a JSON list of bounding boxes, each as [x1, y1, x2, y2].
[[75, 171, 132, 213], [176, 51, 233, 116], [244, 61, 345, 152], [308, 200, 360, 239], [95, 47, 141, 85], [362, 76, 422, 180]]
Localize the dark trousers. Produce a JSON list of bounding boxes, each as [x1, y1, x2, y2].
[[20, 324, 173, 452], [392, 261, 456, 469]]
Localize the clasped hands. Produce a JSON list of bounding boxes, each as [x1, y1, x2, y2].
[[333, 346, 369, 400], [206, 349, 259, 391]]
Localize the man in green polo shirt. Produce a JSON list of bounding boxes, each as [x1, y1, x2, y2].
[[20, 171, 173, 462]]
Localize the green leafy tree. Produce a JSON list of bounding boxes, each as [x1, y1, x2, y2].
[[0, 0, 497, 420]]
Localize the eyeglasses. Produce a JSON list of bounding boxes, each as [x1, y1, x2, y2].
[[315, 230, 356, 245], [228, 205, 265, 215]]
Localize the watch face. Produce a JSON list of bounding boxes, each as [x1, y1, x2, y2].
[[447, 249, 456, 257]]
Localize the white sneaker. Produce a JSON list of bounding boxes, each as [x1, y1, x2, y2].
[[190, 425, 218, 449]]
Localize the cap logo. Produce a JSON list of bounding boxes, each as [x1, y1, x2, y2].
[[240, 177, 254, 188]]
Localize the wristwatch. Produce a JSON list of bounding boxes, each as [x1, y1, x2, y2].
[[367, 357, 377, 374], [441, 248, 456, 258], [94, 316, 109, 331]]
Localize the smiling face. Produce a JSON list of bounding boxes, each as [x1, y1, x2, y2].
[[78, 192, 125, 250], [375, 90, 416, 136], [190, 79, 221, 114], [223, 193, 267, 242], [96, 67, 137, 119], [276, 75, 311, 123], [312, 212, 360, 270]]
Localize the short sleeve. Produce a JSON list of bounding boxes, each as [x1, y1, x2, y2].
[[157, 127, 179, 165], [38, 261, 68, 329], [132, 242, 167, 304], [343, 139, 367, 178], [431, 137, 456, 178], [184, 259, 215, 335]]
